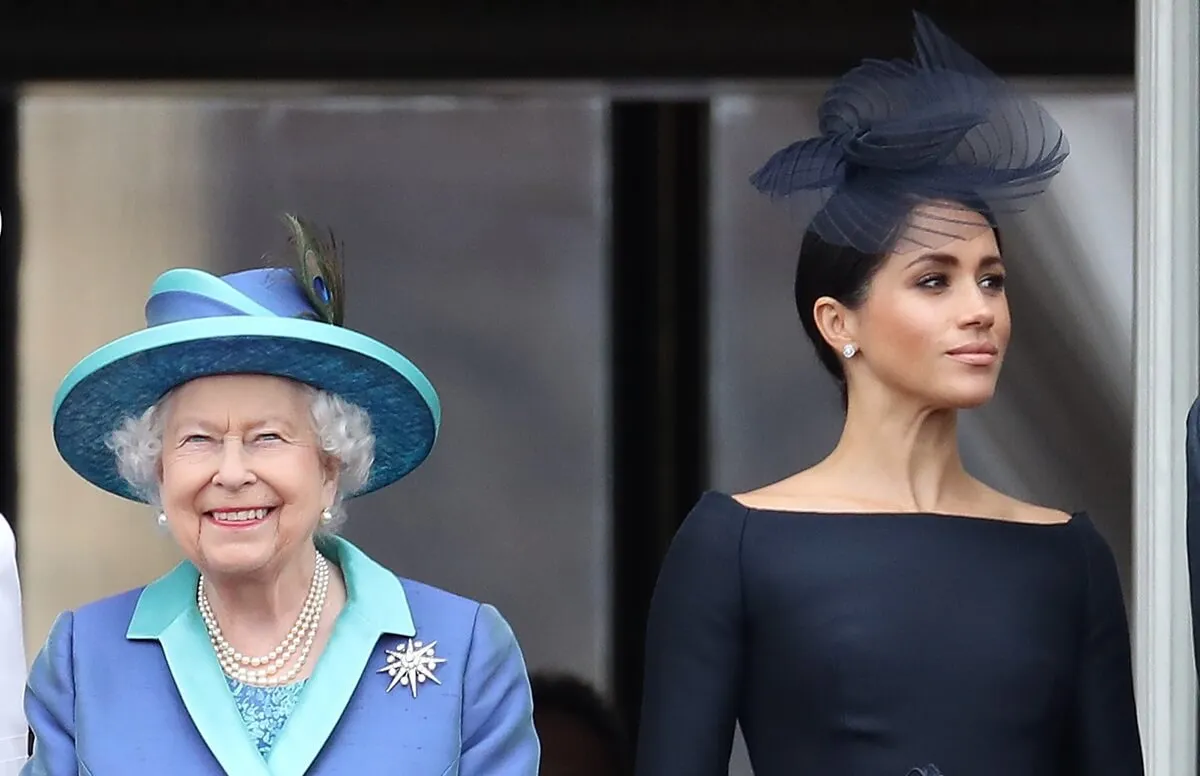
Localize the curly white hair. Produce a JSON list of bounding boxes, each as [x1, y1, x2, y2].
[[107, 382, 375, 532]]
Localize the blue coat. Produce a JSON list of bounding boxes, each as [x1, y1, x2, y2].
[[22, 537, 540, 775]]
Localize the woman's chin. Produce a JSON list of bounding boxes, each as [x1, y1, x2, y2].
[[195, 536, 278, 578], [922, 372, 999, 410], [913, 386, 996, 411], [944, 387, 996, 410]]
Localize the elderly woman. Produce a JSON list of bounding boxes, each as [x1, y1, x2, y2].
[[23, 216, 540, 775]]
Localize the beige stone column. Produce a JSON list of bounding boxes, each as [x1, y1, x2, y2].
[[17, 91, 217, 658]]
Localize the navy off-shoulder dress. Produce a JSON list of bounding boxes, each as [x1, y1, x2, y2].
[[635, 492, 1144, 776]]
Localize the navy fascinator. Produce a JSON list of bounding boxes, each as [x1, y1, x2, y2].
[[750, 12, 1069, 254]]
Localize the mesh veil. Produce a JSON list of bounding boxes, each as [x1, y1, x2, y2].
[[750, 13, 1069, 254]]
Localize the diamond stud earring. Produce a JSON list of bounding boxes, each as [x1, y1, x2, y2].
[[842, 343, 859, 359]]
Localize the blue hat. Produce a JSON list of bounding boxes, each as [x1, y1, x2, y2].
[[52, 217, 440, 502]]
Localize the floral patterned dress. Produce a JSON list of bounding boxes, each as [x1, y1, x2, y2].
[[225, 676, 310, 757]]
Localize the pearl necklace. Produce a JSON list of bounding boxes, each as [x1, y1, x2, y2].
[[197, 552, 330, 686]]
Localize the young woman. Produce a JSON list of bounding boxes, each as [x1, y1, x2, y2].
[[634, 14, 1143, 776]]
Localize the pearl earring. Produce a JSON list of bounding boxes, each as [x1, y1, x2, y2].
[[320, 508, 333, 524], [842, 343, 859, 359], [156, 512, 168, 528]]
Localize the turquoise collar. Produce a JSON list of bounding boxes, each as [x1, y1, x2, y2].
[[126, 536, 414, 775]]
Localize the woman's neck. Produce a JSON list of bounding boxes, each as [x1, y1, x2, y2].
[[203, 545, 318, 642], [822, 388, 978, 513]]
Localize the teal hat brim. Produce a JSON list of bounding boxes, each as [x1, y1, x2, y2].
[[53, 315, 441, 502]]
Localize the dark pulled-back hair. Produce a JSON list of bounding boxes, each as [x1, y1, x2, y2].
[[794, 199, 1002, 407], [794, 230, 885, 397]]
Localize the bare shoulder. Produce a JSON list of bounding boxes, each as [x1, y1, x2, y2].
[[734, 473, 1074, 524], [733, 471, 820, 511], [983, 490, 1074, 526], [732, 470, 887, 513]]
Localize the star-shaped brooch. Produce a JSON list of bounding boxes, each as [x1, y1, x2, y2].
[[377, 638, 447, 698]]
